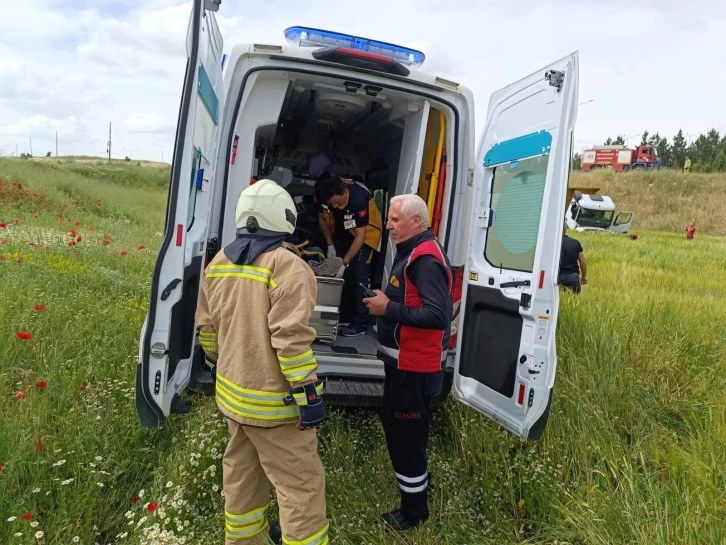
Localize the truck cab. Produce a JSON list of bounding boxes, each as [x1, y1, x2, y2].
[[135, 0, 580, 441], [566, 191, 634, 233]]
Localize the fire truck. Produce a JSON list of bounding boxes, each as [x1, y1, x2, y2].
[[581, 144, 661, 171]]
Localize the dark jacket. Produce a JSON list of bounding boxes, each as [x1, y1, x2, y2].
[[376, 229, 453, 373]]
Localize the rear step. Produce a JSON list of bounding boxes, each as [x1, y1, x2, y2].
[[323, 378, 384, 407]]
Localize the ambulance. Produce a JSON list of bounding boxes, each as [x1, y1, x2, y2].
[[136, 0, 580, 441]]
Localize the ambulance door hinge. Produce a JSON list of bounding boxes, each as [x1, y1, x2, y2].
[[545, 70, 564, 92], [204, 0, 221, 12]]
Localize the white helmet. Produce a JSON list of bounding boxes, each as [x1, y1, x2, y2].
[[235, 179, 297, 235]]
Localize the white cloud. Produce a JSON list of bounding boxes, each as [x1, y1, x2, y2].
[[0, 0, 724, 160], [125, 113, 177, 134]]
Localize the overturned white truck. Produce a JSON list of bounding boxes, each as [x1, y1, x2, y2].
[[565, 190, 634, 233]]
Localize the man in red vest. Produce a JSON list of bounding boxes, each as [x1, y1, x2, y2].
[[363, 194, 453, 530]]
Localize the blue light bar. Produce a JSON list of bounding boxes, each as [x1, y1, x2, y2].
[[284, 26, 425, 69]]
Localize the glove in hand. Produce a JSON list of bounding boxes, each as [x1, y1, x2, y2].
[[285, 381, 326, 430], [326, 245, 336, 258]]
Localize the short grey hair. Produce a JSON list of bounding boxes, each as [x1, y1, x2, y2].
[[390, 194, 429, 229]]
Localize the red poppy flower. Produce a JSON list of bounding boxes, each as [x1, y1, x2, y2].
[[16, 332, 33, 341], [0, 465, 5, 472], [74, 200, 80, 205], [17, 183, 23, 189], [72, 519, 78, 525], [0, 222, 6, 229], [69, 229, 77, 237], [120, 251, 128, 256], [68, 241, 76, 247], [22, 513, 34, 520], [138, 245, 145, 250], [34, 214, 38, 218], [15, 391, 26, 400], [35, 304, 46, 311], [146, 501, 159, 513], [130, 495, 138, 504], [35, 437, 45, 453], [74, 221, 80, 227], [35, 381, 47, 389], [79, 385, 87, 392], [1, 239, 6, 244]]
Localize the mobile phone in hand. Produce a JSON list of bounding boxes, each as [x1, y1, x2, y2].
[[359, 282, 376, 298]]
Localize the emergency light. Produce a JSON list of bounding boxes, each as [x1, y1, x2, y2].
[[284, 26, 425, 69]]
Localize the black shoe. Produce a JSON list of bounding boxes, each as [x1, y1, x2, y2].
[[268, 521, 282, 544], [339, 323, 368, 337], [381, 509, 427, 531]]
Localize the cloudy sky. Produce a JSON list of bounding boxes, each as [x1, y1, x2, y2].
[[1, 0, 725, 162]]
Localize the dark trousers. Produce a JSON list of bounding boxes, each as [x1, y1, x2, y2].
[[381, 365, 442, 520], [335, 241, 372, 327], [558, 272, 581, 294]]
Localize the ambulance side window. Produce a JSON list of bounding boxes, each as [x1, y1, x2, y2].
[[484, 155, 549, 273], [187, 148, 202, 229]]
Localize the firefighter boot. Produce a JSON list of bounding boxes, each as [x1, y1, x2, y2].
[[268, 521, 282, 544]]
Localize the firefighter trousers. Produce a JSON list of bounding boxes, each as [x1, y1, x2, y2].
[[380, 366, 443, 520], [223, 420, 329, 545]]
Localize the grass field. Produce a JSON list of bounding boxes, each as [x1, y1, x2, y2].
[[1, 158, 724, 545]]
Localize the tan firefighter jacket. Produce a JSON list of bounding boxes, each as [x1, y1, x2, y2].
[[195, 242, 318, 427]]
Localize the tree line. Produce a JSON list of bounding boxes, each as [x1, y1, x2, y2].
[[572, 128, 726, 172]]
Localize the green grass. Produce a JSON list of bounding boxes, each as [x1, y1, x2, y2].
[[1, 159, 724, 544]]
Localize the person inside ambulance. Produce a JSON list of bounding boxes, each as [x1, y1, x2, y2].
[[195, 179, 329, 545], [316, 174, 383, 337], [306, 152, 339, 259]]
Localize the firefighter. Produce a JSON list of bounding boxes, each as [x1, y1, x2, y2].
[[195, 179, 329, 545]]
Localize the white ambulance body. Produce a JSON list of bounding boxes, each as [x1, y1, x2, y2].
[[136, 0, 580, 441]]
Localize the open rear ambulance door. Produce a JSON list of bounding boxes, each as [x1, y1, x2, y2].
[[452, 53, 579, 440], [136, 0, 224, 428]]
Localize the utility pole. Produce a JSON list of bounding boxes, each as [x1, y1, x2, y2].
[[29, 137, 33, 156], [107, 122, 112, 163], [55, 131, 58, 157]]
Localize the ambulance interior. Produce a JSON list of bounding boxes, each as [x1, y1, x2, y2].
[[234, 71, 455, 356]]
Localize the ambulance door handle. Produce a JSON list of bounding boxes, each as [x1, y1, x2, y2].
[[161, 278, 182, 301]]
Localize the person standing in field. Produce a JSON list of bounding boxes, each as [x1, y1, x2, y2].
[[363, 194, 453, 531], [558, 225, 588, 294], [195, 179, 329, 545], [686, 221, 696, 241], [683, 155, 692, 172]]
